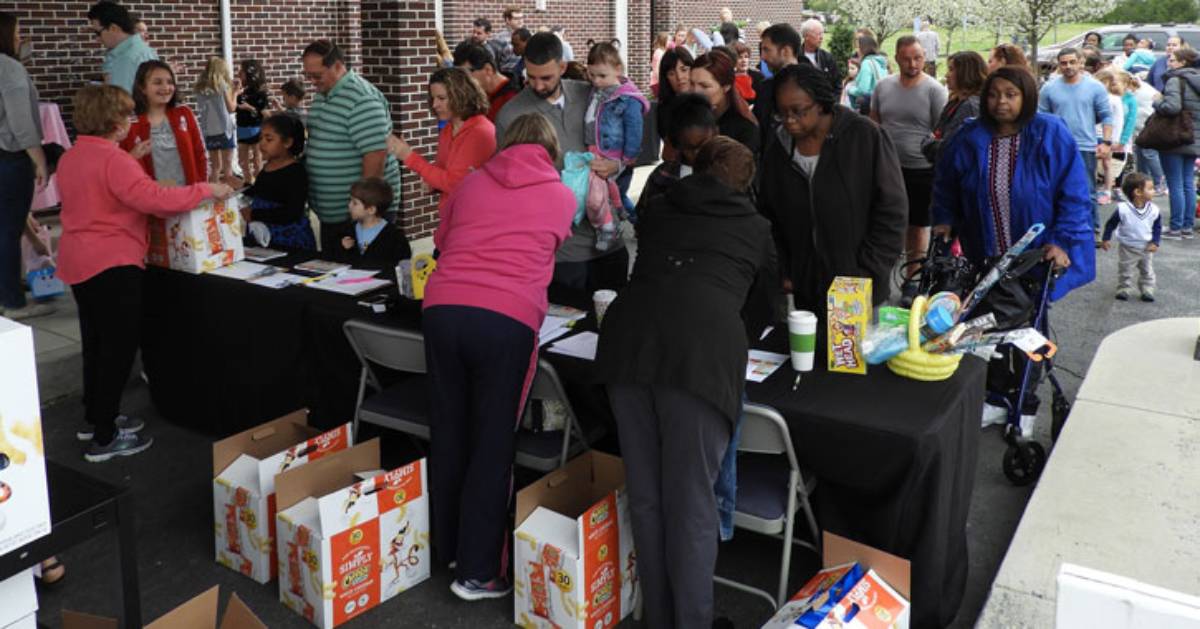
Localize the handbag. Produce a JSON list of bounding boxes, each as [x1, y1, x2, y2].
[[1136, 76, 1197, 150]]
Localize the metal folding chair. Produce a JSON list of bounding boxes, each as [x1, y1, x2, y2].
[[343, 320, 430, 441], [514, 359, 596, 472], [714, 402, 820, 609]]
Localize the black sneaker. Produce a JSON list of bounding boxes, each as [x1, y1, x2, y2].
[[1141, 292, 1156, 302], [450, 577, 511, 601], [76, 415, 145, 441], [84, 432, 154, 463], [1115, 290, 1130, 301]]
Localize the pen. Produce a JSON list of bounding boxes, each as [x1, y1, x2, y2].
[[337, 276, 377, 285], [299, 273, 333, 285], [792, 373, 802, 391]]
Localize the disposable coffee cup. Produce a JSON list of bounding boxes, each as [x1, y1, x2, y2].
[[788, 310, 818, 372], [593, 290, 618, 327]]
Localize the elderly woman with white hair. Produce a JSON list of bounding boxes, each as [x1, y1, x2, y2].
[[797, 18, 841, 90]]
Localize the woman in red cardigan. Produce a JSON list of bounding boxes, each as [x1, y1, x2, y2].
[[387, 67, 496, 212], [120, 60, 208, 186]]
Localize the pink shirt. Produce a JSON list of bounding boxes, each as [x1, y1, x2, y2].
[[403, 114, 496, 211], [57, 136, 212, 285], [423, 144, 575, 332]]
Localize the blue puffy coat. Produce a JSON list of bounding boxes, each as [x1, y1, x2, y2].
[[932, 113, 1095, 301]]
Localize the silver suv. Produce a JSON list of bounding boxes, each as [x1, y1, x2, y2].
[[1037, 24, 1200, 66]]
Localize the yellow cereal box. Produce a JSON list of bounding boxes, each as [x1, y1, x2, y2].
[[827, 277, 872, 374]]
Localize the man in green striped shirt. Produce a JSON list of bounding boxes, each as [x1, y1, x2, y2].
[[302, 40, 403, 252]]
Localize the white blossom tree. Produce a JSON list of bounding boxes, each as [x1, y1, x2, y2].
[[994, 0, 1119, 63], [924, 0, 984, 56], [835, 0, 916, 45]]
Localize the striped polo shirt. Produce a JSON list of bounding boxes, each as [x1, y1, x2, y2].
[[306, 70, 402, 222]]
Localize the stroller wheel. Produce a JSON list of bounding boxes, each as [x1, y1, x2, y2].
[[1051, 394, 1071, 443], [1003, 441, 1046, 486]]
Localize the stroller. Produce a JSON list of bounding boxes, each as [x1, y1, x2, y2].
[[904, 237, 1072, 486]]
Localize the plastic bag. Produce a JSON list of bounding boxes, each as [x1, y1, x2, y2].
[[560, 151, 595, 226]]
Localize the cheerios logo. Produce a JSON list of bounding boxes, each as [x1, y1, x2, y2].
[[393, 490, 406, 504], [597, 544, 609, 561], [350, 528, 364, 545]]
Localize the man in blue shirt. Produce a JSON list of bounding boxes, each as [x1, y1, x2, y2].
[[1147, 35, 1181, 92], [1039, 47, 1114, 231], [87, 2, 158, 94]]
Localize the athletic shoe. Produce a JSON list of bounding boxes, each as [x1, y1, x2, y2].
[[76, 415, 145, 441], [1162, 230, 1183, 240], [1141, 292, 1156, 302], [1, 303, 55, 321], [1115, 290, 1130, 301], [450, 577, 512, 601], [981, 402, 1008, 428], [84, 432, 154, 463], [1097, 191, 1111, 205], [1183, 230, 1195, 240]]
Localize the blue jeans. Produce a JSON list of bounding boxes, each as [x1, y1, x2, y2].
[[0, 153, 34, 309], [1134, 145, 1165, 187], [1079, 150, 1098, 230], [1160, 152, 1197, 231], [714, 392, 746, 541]]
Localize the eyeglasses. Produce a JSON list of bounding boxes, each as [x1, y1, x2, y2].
[[772, 102, 819, 123], [92, 29, 105, 38]]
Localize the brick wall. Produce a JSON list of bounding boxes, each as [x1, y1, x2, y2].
[[360, 0, 441, 238]]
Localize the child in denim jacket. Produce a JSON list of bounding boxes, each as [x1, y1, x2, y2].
[[585, 41, 649, 250]]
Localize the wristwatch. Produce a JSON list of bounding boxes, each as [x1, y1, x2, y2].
[[1100, 140, 1113, 145]]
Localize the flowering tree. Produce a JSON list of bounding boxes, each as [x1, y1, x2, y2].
[[996, 0, 1119, 63], [835, 0, 915, 45]]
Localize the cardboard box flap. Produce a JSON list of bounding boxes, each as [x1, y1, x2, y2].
[[213, 409, 312, 476], [255, 422, 353, 495], [145, 585, 219, 629], [220, 593, 267, 629], [275, 439, 381, 514], [516, 451, 626, 527], [317, 458, 426, 535], [61, 611, 118, 629], [823, 532, 911, 600]]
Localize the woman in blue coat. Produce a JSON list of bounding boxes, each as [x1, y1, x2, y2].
[[932, 65, 1095, 301]]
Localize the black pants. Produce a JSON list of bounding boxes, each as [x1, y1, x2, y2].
[[71, 266, 143, 445], [318, 219, 352, 254], [902, 167, 935, 227], [0, 152, 34, 309], [551, 247, 630, 294], [607, 384, 731, 629], [423, 305, 535, 582]]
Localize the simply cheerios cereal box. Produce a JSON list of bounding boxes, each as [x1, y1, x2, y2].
[[275, 440, 430, 628], [514, 451, 637, 629], [0, 317, 50, 557], [147, 197, 245, 274], [212, 411, 351, 584]]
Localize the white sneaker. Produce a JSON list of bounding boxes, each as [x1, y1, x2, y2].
[[982, 402, 1008, 428], [1019, 414, 1036, 439]]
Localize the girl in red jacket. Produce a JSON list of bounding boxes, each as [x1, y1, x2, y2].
[[120, 60, 208, 186]]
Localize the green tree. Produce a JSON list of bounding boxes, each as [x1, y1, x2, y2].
[[829, 20, 856, 77], [1102, 0, 1199, 23]]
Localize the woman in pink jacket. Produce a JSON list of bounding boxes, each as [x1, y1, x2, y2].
[[57, 85, 233, 463], [422, 113, 574, 601]]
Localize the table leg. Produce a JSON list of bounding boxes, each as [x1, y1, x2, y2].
[[115, 491, 142, 629]]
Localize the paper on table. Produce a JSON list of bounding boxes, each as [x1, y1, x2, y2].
[[547, 304, 588, 321], [305, 272, 391, 296], [207, 260, 271, 280], [539, 315, 573, 347], [243, 246, 287, 262], [249, 272, 307, 289], [547, 332, 599, 361], [746, 350, 788, 382]]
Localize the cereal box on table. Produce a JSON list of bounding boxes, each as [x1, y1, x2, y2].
[[275, 440, 430, 629], [147, 197, 245, 274], [514, 451, 637, 629], [827, 276, 872, 375], [212, 411, 352, 583]]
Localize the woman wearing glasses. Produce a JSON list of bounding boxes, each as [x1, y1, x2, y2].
[[757, 63, 907, 312]]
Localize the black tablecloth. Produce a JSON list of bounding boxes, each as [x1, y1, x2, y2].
[[143, 260, 981, 628], [746, 329, 984, 629], [142, 252, 419, 433]]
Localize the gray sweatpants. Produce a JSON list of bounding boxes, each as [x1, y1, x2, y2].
[[608, 384, 731, 629], [1117, 243, 1155, 295]]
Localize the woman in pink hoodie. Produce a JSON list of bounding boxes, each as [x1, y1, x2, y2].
[[57, 85, 233, 463], [422, 113, 574, 601]]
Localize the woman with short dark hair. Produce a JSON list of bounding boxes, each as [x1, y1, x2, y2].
[[924, 51, 988, 165], [932, 65, 1095, 299], [387, 67, 495, 212], [655, 46, 694, 160], [758, 63, 907, 312]]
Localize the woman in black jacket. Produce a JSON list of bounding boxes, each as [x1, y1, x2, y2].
[[596, 136, 775, 629], [757, 63, 907, 312]]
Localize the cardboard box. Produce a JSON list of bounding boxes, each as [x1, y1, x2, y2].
[[762, 533, 911, 629], [213, 411, 353, 583], [62, 585, 266, 629], [276, 439, 430, 628], [827, 277, 872, 374], [513, 451, 636, 629], [147, 197, 245, 274], [0, 569, 36, 629], [4, 613, 35, 629], [0, 318, 50, 557], [1056, 563, 1200, 628]]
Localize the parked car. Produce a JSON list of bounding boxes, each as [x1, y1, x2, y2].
[[1037, 23, 1200, 67]]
